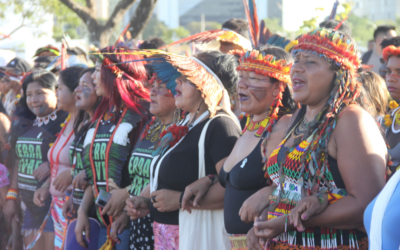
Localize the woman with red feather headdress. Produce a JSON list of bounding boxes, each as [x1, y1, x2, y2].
[[74, 45, 151, 250]]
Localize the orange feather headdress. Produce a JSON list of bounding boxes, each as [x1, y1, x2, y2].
[[383, 45, 400, 62], [292, 28, 360, 74]]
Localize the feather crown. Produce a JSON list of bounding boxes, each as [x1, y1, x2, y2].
[[292, 28, 360, 73], [239, 0, 293, 84], [383, 45, 400, 62], [237, 50, 292, 84]]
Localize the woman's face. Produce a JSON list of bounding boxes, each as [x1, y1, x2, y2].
[[92, 62, 106, 97], [75, 72, 99, 112], [237, 71, 278, 115], [56, 77, 76, 112], [386, 56, 400, 101], [149, 81, 176, 118], [26, 81, 57, 117], [175, 76, 203, 112], [291, 52, 335, 106]]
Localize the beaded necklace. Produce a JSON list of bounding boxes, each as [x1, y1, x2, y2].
[[241, 112, 271, 137], [265, 122, 355, 248], [34, 109, 58, 127]]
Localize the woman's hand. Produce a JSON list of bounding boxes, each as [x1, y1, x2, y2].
[[3, 200, 19, 224], [32, 162, 50, 182], [239, 185, 275, 223], [73, 170, 89, 191], [6, 232, 23, 250], [110, 212, 129, 243], [125, 196, 150, 220], [254, 215, 292, 239], [33, 187, 50, 207], [150, 189, 181, 213], [181, 176, 213, 213], [289, 194, 328, 232], [246, 227, 263, 250], [62, 196, 74, 219], [101, 188, 130, 218], [54, 169, 73, 193], [75, 211, 91, 248]]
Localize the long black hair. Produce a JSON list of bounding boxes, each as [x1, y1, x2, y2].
[[194, 50, 239, 97]]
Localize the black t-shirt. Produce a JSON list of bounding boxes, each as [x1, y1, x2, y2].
[[83, 108, 148, 225], [17, 110, 68, 217], [150, 113, 240, 225], [69, 135, 84, 215], [128, 120, 161, 196]]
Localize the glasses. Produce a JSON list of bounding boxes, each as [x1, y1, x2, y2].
[[151, 87, 173, 97]]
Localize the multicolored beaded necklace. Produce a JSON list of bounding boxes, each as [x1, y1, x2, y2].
[[265, 122, 356, 249], [241, 113, 271, 137]]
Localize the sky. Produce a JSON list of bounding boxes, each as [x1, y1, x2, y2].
[[282, 0, 342, 31]]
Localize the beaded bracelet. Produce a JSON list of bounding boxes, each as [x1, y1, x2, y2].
[[6, 189, 18, 201]]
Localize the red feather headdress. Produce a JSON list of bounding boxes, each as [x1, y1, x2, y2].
[[383, 45, 400, 62], [99, 49, 225, 118], [292, 28, 360, 74]]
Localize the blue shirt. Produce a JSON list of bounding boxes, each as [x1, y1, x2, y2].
[[364, 181, 400, 249]]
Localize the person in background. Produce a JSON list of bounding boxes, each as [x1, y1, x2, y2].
[[33, 45, 60, 70], [381, 44, 400, 176], [363, 48, 400, 247], [75, 45, 150, 250], [139, 37, 166, 50], [49, 66, 85, 250], [319, 19, 352, 37], [363, 43, 400, 249], [220, 18, 250, 53], [362, 25, 397, 73], [378, 36, 400, 80], [357, 70, 388, 120], [367, 40, 375, 51], [3, 57, 32, 116]]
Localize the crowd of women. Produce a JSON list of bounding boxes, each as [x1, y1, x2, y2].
[[1, 1, 400, 250]]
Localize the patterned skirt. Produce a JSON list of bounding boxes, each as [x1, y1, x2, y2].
[[129, 214, 154, 250], [50, 197, 67, 250], [153, 221, 179, 250]]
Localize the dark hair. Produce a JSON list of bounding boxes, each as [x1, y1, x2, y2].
[[22, 70, 57, 94], [381, 36, 400, 49], [144, 64, 154, 80], [194, 50, 239, 97], [59, 66, 86, 93], [374, 25, 396, 40], [258, 44, 297, 113], [139, 37, 166, 49], [319, 19, 352, 37], [73, 67, 101, 135], [222, 18, 249, 40]]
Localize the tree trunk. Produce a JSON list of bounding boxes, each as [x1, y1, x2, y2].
[[59, 0, 156, 47], [129, 0, 158, 39]]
